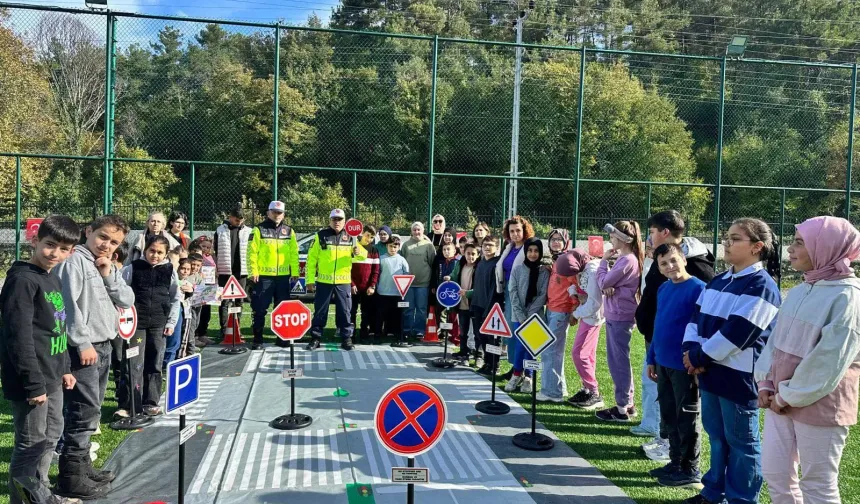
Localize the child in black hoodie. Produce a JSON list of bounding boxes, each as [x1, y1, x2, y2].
[[1, 215, 80, 504]]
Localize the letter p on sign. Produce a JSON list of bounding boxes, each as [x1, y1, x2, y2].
[[166, 354, 201, 413]]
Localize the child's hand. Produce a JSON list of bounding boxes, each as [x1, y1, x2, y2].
[[757, 390, 774, 409], [352, 285, 358, 295], [459, 289, 467, 297], [602, 287, 615, 297], [62, 374, 77, 390], [602, 248, 617, 261], [443, 276, 450, 281], [181, 283, 193, 293], [367, 287, 375, 296], [769, 396, 788, 415], [94, 256, 113, 278], [569, 315, 578, 326], [164, 327, 173, 336], [79, 347, 98, 366], [27, 394, 48, 406]]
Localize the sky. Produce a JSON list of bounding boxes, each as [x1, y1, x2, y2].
[[6, 0, 340, 26]]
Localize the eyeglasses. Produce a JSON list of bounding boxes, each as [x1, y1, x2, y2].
[[549, 237, 564, 242], [722, 237, 752, 246], [433, 219, 443, 223], [331, 217, 344, 221]]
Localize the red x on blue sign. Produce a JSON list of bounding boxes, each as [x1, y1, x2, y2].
[[374, 381, 447, 457]]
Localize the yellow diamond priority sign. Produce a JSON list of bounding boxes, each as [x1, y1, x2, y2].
[[514, 313, 556, 358]]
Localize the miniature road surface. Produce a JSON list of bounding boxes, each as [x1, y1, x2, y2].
[[97, 344, 634, 504]]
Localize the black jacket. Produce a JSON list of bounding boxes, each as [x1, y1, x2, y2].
[[635, 238, 716, 343], [0, 262, 71, 401], [130, 259, 174, 329]]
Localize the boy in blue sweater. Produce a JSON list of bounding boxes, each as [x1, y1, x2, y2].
[[646, 243, 706, 488]]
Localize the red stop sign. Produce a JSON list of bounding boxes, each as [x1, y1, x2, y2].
[[270, 300, 312, 341], [345, 218, 363, 238]]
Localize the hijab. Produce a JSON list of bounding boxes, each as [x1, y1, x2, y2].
[[523, 237, 544, 305], [795, 216, 860, 283], [554, 248, 592, 277], [548, 228, 571, 259]]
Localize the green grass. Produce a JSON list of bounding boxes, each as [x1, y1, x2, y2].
[[1, 308, 857, 504]]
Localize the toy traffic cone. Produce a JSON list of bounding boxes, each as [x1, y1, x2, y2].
[[221, 313, 245, 345], [422, 305, 440, 343]]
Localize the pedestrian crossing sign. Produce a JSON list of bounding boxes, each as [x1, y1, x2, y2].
[[291, 278, 306, 295], [221, 275, 247, 300], [479, 303, 512, 338], [514, 313, 556, 357]]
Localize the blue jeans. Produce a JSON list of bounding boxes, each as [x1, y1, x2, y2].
[[162, 310, 183, 370], [402, 287, 429, 336], [509, 321, 535, 375], [311, 283, 353, 340], [700, 390, 763, 504], [638, 344, 661, 434], [540, 310, 569, 399], [251, 276, 292, 340]]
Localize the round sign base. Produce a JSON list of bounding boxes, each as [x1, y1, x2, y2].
[[110, 414, 155, 431], [219, 346, 248, 355], [512, 432, 554, 451], [271, 413, 313, 431], [390, 341, 412, 348], [475, 400, 511, 415], [431, 357, 456, 369]]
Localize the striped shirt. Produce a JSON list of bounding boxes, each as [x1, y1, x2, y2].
[[683, 262, 781, 407]]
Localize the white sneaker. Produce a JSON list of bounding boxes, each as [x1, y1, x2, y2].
[[94, 424, 102, 435], [519, 377, 533, 394], [504, 375, 523, 392], [90, 441, 100, 462], [641, 436, 663, 451], [644, 438, 670, 462], [535, 392, 564, 403]]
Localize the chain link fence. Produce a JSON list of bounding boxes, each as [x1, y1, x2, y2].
[[2, 4, 860, 287]]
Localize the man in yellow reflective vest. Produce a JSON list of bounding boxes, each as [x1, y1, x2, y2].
[[305, 209, 366, 351], [248, 201, 299, 350]]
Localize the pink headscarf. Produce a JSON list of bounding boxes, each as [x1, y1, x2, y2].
[[795, 216, 860, 283]]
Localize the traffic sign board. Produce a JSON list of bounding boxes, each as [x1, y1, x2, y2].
[[221, 275, 247, 300], [393, 275, 415, 299], [392, 467, 429, 483], [117, 306, 138, 341], [345, 218, 364, 238], [166, 354, 201, 413], [270, 300, 312, 341], [375, 380, 447, 457], [291, 278, 306, 295], [514, 313, 557, 358], [435, 281, 461, 308], [479, 303, 512, 338]]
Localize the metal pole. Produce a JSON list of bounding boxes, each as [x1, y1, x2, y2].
[[501, 178, 508, 227], [352, 172, 358, 217], [179, 410, 185, 504], [102, 13, 114, 215], [572, 46, 586, 241], [407, 457, 415, 504], [847, 63, 857, 219], [779, 189, 786, 290], [427, 36, 439, 225], [645, 183, 652, 220], [713, 56, 727, 253], [508, 17, 524, 218], [272, 23, 281, 201], [15, 156, 21, 261], [107, 15, 117, 211], [189, 164, 196, 239]]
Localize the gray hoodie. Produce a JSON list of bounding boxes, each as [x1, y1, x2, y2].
[[509, 260, 550, 324], [54, 245, 135, 353]]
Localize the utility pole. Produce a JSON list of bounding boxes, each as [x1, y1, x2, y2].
[[508, 2, 533, 218]]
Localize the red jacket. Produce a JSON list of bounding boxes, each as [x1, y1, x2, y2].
[[351, 244, 380, 292]]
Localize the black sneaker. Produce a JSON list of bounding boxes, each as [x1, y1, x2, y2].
[[341, 338, 355, 351], [648, 462, 680, 479], [305, 338, 321, 351], [570, 391, 605, 410], [476, 365, 493, 376], [683, 494, 716, 504], [595, 407, 631, 422], [251, 343, 264, 350], [497, 369, 514, 381], [659, 468, 702, 488], [451, 351, 468, 359], [566, 389, 589, 405]]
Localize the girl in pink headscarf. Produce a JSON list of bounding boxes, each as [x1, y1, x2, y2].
[[754, 216, 860, 504]]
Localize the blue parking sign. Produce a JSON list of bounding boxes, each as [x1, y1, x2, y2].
[[166, 354, 201, 413]]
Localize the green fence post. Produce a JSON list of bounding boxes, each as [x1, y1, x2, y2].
[[501, 178, 508, 227], [15, 156, 21, 261], [572, 46, 586, 241], [102, 13, 115, 215], [352, 171, 358, 217], [427, 35, 439, 225], [779, 189, 786, 290], [272, 23, 281, 201], [847, 63, 857, 219], [189, 163, 196, 239], [107, 14, 117, 211], [645, 182, 652, 221], [713, 55, 727, 253]]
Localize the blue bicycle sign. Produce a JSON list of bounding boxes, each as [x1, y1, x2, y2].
[[435, 280, 462, 309]]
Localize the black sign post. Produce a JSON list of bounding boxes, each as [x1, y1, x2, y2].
[[271, 341, 313, 430], [475, 336, 510, 415], [512, 360, 554, 451]]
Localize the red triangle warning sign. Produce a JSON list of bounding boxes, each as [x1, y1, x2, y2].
[[393, 274, 415, 299], [479, 302, 512, 338], [221, 275, 247, 300]]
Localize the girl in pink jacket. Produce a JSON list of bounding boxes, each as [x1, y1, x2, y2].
[[755, 216, 860, 504]]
